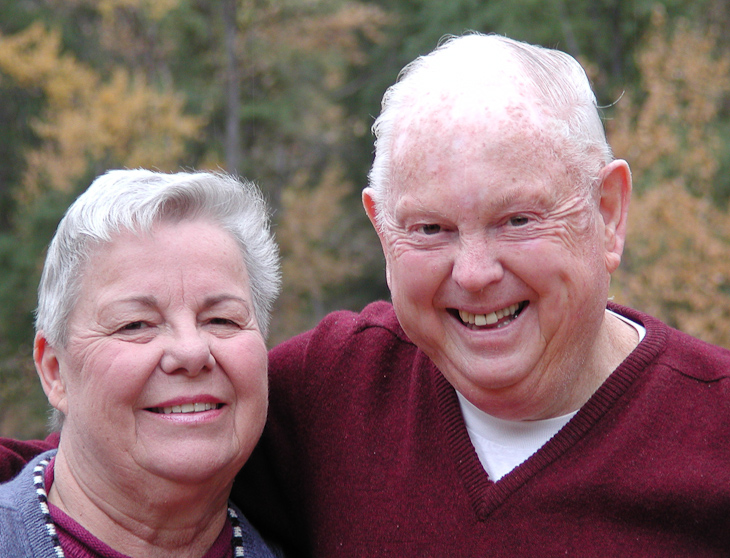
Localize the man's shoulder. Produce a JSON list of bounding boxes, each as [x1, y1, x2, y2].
[[268, 300, 424, 393], [659, 326, 730, 382], [270, 300, 412, 360], [315, 300, 406, 337], [0, 434, 59, 486], [610, 302, 730, 382]]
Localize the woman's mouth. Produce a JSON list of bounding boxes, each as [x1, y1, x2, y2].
[[148, 402, 224, 415]]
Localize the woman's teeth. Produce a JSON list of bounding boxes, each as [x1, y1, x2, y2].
[[157, 402, 219, 414]]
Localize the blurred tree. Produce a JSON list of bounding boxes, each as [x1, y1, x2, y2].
[[2, 0, 730, 438], [608, 6, 730, 347], [209, 0, 392, 336], [0, 6, 204, 437], [0, 188, 77, 438], [273, 163, 366, 344], [0, 22, 203, 200]]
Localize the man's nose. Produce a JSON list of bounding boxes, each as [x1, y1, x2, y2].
[[451, 236, 504, 292], [159, 325, 215, 376]]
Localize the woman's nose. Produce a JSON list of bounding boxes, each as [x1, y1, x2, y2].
[[159, 326, 215, 376]]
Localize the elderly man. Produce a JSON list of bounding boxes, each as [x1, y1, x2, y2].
[[238, 33, 730, 556], [3, 33, 730, 557]]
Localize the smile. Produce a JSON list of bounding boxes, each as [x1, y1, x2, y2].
[[456, 301, 527, 329], [149, 402, 223, 415]]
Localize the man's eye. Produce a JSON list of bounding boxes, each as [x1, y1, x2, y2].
[[121, 321, 146, 331], [509, 215, 529, 227], [420, 224, 442, 235]]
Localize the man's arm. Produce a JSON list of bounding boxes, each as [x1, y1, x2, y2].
[[0, 432, 59, 482]]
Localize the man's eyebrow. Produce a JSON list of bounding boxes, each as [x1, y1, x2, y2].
[[494, 184, 556, 209], [394, 195, 443, 214], [494, 190, 519, 207]]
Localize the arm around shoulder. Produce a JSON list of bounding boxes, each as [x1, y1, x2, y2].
[[0, 432, 59, 483]]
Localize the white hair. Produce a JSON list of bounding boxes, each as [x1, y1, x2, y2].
[[36, 169, 281, 346], [367, 33, 614, 219]]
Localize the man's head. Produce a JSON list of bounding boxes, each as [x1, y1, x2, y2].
[[367, 34, 614, 220], [363, 33, 632, 420]]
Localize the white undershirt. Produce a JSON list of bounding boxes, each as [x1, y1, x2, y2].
[[457, 310, 646, 481]]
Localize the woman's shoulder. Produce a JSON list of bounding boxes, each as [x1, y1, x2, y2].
[[227, 502, 285, 558], [0, 450, 58, 557], [0, 449, 56, 499]]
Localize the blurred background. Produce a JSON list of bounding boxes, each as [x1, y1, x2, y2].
[[1, 0, 730, 439]]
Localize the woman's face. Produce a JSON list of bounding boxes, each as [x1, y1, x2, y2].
[[36, 219, 268, 486]]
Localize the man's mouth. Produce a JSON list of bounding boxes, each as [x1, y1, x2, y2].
[[455, 301, 527, 329], [148, 402, 224, 415]]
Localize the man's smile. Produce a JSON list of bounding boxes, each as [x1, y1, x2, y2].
[[453, 301, 528, 329]]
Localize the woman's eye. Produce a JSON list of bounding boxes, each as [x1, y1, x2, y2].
[[420, 224, 442, 235], [209, 317, 237, 327]]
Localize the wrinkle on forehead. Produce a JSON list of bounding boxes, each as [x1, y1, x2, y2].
[[389, 90, 566, 197]]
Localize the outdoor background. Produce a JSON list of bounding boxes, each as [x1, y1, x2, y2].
[[2, 0, 730, 439]]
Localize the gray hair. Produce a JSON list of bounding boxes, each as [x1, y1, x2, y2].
[[367, 33, 614, 218], [36, 169, 281, 347]]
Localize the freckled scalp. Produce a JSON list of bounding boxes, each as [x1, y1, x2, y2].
[[369, 33, 613, 223]]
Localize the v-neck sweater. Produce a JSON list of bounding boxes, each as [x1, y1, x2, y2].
[[234, 300, 730, 557], [3, 302, 730, 557]]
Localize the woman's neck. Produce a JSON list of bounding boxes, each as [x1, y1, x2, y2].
[[48, 447, 233, 558]]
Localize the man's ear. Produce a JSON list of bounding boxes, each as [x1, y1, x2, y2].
[[597, 159, 632, 273], [362, 187, 380, 231], [362, 188, 392, 289], [34, 332, 68, 415]]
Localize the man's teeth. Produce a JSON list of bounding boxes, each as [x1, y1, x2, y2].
[[459, 303, 521, 327], [159, 402, 218, 415]]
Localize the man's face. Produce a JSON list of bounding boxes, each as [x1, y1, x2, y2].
[[367, 96, 616, 420]]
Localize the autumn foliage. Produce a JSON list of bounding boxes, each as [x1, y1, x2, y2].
[[1, 0, 730, 437], [608, 7, 730, 347], [0, 21, 202, 200]]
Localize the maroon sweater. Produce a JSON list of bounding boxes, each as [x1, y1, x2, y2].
[[235, 301, 730, 557], [4, 302, 730, 557]]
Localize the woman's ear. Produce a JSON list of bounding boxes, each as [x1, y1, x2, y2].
[[34, 332, 68, 415], [597, 159, 632, 274]]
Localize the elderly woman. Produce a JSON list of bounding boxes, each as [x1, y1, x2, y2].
[[0, 170, 281, 557]]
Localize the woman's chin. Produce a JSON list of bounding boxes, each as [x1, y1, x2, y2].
[[141, 447, 246, 487]]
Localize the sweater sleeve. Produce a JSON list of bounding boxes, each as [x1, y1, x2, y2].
[[0, 433, 59, 483], [232, 304, 396, 557], [232, 325, 322, 557]]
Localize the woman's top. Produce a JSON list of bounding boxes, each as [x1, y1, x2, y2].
[[0, 450, 279, 558]]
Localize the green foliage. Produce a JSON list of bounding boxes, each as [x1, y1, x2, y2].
[[0, 80, 41, 231], [608, 9, 730, 348], [0, 187, 77, 353], [1, 0, 730, 438], [0, 186, 78, 439]]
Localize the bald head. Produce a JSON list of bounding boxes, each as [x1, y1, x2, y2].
[[367, 33, 613, 223]]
